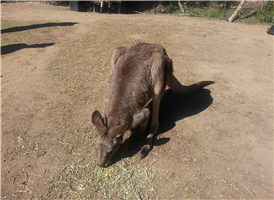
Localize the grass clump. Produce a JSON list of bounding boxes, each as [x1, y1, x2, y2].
[[82, 160, 156, 199], [208, 10, 222, 19], [44, 145, 156, 199], [255, 2, 274, 23]]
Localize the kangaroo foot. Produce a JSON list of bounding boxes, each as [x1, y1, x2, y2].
[[140, 136, 153, 159], [140, 144, 151, 159]]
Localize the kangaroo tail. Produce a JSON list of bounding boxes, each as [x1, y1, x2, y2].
[[167, 74, 214, 95]]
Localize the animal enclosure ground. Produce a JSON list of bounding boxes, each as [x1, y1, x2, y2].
[[1, 2, 273, 199]]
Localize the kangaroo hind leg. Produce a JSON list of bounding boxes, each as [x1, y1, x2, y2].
[[110, 47, 127, 74], [140, 54, 167, 159]]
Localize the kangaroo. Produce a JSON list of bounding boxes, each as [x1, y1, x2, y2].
[[92, 43, 214, 167]]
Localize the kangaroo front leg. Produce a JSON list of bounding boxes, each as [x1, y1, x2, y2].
[[131, 108, 150, 131]]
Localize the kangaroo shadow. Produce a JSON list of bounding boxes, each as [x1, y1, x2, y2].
[[1, 22, 78, 33], [111, 88, 214, 165], [1, 43, 55, 55]]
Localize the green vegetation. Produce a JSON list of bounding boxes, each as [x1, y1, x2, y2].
[[154, 1, 273, 24], [254, 2, 274, 23]]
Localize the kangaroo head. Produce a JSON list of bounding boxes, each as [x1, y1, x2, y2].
[[92, 111, 128, 167]]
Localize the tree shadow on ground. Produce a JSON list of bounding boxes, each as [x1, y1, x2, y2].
[[1, 43, 55, 55], [235, 11, 257, 21], [111, 88, 214, 165], [1, 22, 78, 33]]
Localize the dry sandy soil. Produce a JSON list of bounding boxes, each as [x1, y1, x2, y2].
[[1, 2, 273, 199]]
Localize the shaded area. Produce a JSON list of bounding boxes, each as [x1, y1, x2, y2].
[[1, 22, 78, 33], [267, 25, 274, 35], [158, 88, 214, 134], [1, 43, 55, 55], [234, 11, 257, 21], [112, 88, 214, 165]]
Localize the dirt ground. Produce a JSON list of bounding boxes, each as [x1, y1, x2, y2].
[[1, 2, 273, 199]]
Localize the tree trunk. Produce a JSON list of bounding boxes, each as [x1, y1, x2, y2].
[[228, 0, 246, 22], [178, 0, 186, 13]]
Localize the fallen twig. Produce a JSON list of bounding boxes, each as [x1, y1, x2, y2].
[[241, 184, 256, 197], [123, 171, 134, 184]]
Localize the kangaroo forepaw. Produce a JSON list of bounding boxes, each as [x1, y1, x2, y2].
[[140, 144, 151, 159]]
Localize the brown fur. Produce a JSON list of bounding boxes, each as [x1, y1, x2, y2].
[[92, 43, 214, 167]]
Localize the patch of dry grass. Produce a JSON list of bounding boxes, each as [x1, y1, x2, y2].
[[44, 148, 156, 199]]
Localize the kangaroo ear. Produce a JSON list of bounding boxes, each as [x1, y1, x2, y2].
[[92, 111, 107, 135], [109, 123, 128, 138]]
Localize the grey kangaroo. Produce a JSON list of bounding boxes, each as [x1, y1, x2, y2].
[[92, 43, 214, 167]]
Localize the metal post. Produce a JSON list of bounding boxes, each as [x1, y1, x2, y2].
[[153, 2, 155, 14], [223, 0, 227, 20]]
